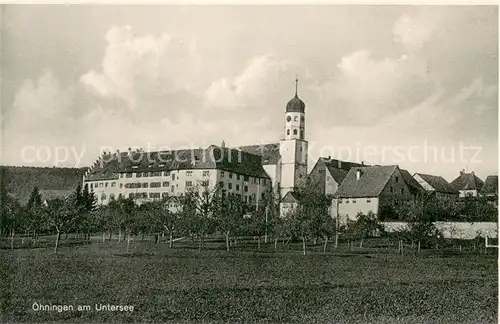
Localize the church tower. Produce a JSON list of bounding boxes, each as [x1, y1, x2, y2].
[[279, 79, 308, 198]]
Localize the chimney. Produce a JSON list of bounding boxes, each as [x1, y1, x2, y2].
[[128, 147, 132, 158], [356, 170, 361, 180], [221, 140, 226, 148], [337, 160, 341, 169], [361, 161, 365, 166], [460, 169, 465, 175], [471, 171, 475, 175]]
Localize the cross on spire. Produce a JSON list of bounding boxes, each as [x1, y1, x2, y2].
[[295, 77, 299, 97]]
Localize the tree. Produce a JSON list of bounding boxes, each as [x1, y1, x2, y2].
[[4, 198, 24, 248], [317, 212, 336, 252], [46, 197, 77, 254], [346, 212, 383, 248], [284, 206, 312, 255], [294, 181, 331, 246], [82, 184, 97, 213], [157, 198, 179, 247], [396, 195, 440, 251], [217, 193, 244, 251], [26, 187, 44, 242], [182, 182, 221, 251], [119, 198, 137, 252]]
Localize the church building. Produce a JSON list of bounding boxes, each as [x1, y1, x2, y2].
[[83, 80, 309, 213]]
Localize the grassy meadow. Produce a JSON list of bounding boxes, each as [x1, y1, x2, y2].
[[0, 236, 497, 323]]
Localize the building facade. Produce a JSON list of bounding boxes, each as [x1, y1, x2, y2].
[[331, 165, 416, 222], [413, 173, 458, 201], [85, 147, 272, 208], [307, 157, 364, 196], [84, 82, 309, 210], [450, 170, 484, 198]]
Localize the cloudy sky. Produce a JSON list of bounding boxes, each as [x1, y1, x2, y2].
[[2, 5, 498, 181]]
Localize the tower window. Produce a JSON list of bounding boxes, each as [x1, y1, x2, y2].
[[293, 129, 298, 135], [287, 129, 290, 135]]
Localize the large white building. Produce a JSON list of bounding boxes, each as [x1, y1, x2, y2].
[[83, 81, 309, 209]]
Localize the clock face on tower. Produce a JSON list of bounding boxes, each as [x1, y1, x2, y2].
[[293, 116, 298, 122], [286, 116, 291, 122]]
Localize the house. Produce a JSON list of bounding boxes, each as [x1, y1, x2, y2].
[[413, 173, 459, 201], [479, 175, 498, 207], [480, 175, 498, 197], [307, 157, 364, 196], [331, 165, 417, 222], [400, 169, 426, 196], [280, 191, 301, 217], [450, 170, 484, 198]]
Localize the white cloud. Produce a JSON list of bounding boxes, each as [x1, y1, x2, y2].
[[5, 69, 75, 132], [80, 26, 201, 108], [204, 53, 296, 109], [308, 76, 497, 181], [393, 14, 435, 51], [314, 50, 435, 126]]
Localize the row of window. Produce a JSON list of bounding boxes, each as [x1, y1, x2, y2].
[[91, 172, 268, 189], [221, 191, 261, 204], [220, 182, 249, 192], [122, 171, 171, 179], [120, 170, 212, 179], [120, 180, 209, 189], [98, 190, 264, 205], [389, 187, 404, 194], [129, 192, 166, 199], [90, 182, 116, 189], [220, 172, 266, 185], [338, 198, 372, 204], [285, 129, 304, 138]]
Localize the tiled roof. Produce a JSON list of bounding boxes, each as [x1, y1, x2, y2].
[[321, 157, 365, 171], [334, 165, 398, 198], [450, 172, 484, 191], [86, 146, 271, 181], [480, 175, 498, 195], [415, 173, 458, 194], [237, 143, 281, 165], [281, 191, 301, 203], [400, 169, 426, 195], [321, 157, 365, 183], [326, 167, 349, 184]]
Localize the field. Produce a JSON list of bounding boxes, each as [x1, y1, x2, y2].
[[0, 237, 497, 323]]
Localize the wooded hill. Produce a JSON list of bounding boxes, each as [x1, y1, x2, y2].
[[0, 166, 88, 205]]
